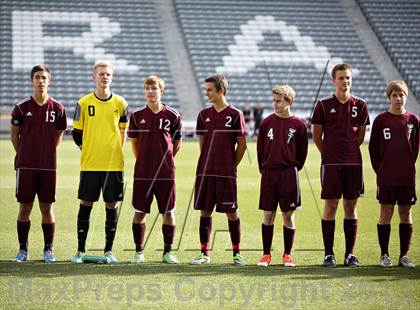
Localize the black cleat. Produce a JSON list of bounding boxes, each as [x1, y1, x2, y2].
[[323, 254, 336, 267], [344, 254, 360, 267]]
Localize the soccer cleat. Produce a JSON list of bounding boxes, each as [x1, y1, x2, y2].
[[104, 251, 118, 264], [323, 254, 336, 267], [162, 252, 179, 264], [71, 251, 85, 264], [398, 256, 415, 268], [233, 253, 246, 266], [13, 250, 29, 263], [282, 253, 296, 267], [379, 254, 392, 268], [191, 253, 210, 265], [257, 254, 271, 267], [132, 251, 145, 264], [43, 250, 56, 263], [344, 254, 360, 268]]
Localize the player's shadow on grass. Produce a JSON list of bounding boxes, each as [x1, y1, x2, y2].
[[0, 261, 419, 281]]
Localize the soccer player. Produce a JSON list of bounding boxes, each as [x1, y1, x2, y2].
[[129, 76, 182, 264], [71, 60, 128, 264], [191, 74, 247, 265], [11, 64, 67, 263], [369, 80, 418, 268], [312, 63, 369, 267], [257, 85, 308, 267]]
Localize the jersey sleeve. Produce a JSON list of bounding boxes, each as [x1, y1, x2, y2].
[[55, 104, 67, 131], [311, 100, 325, 126], [127, 112, 138, 138], [119, 98, 129, 128], [358, 101, 370, 126], [296, 122, 308, 171], [234, 111, 246, 138], [412, 114, 420, 163], [171, 113, 182, 141], [196, 111, 204, 136], [368, 116, 381, 174], [11, 105, 24, 126], [72, 101, 84, 130]]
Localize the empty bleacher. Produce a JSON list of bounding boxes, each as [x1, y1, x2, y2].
[[356, 0, 420, 102], [0, 0, 179, 115], [175, 0, 390, 116]]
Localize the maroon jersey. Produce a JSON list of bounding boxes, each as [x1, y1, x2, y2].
[[369, 111, 419, 186], [257, 114, 308, 172], [312, 94, 369, 164], [11, 96, 67, 170], [196, 105, 246, 177], [128, 104, 181, 179]]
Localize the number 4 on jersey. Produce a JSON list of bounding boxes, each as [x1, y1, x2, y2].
[[267, 128, 274, 140]]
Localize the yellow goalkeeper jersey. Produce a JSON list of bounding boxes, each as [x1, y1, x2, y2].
[[73, 92, 128, 171]]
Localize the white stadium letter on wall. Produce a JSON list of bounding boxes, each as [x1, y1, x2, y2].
[[216, 15, 359, 76], [12, 11, 139, 72]]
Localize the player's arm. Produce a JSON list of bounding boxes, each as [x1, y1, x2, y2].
[[173, 139, 181, 157], [72, 128, 83, 150], [130, 137, 138, 158], [312, 124, 323, 153], [296, 125, 309, 171], [198, 135, 204, 152], [256, 124, 264, 172], [55, 130, 64, 146], [119, 104, 129, 147], [235, 136, 247, 167], [120, 126, 127, 147], [368, 119, 380, 173], [10, 125, 20, 152], [357, 126, 367, 146]]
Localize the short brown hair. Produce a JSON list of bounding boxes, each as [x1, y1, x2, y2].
[[205, 74, 228, 95], [331, 63, 352, 79], [272, 85, 296, 102], [386, 80, 408, 98], [31, 64, 51, 80], [144, 75, 165, 91]]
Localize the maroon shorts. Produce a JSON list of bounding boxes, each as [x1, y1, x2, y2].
[[259, 167, 301, 212], [377, 185, 417, 205], [194, 175, 238, 213], [132, 179, 176, 214], [16, 168, 56, 203], [320, 164, 364, 200]]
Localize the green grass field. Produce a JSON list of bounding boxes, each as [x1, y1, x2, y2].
[[0, 139, 419, 309]]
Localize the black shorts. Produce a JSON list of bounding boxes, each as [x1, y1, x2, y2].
[[78, 171, 124, 203]]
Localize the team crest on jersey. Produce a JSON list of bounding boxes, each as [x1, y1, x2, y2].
[[329, 108, 336, 113], [140, 119, 146, 124], [287, 128, 296, 144], [407, 124, 413, 139], [26, 112, 32, 116], [205, 117, 211, 122]]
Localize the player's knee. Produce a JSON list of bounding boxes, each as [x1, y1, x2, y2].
[[226, 212, 239, 221], [398, 206, 412, 223], [133, 212, 147, 224], [378, 205, 393, 224]]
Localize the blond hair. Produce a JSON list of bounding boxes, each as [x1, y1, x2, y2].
[[144, 75, 165, 91], [272, 85, 296, 102], [93, 60, 113, 72], [386, 80, 408, 98]]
